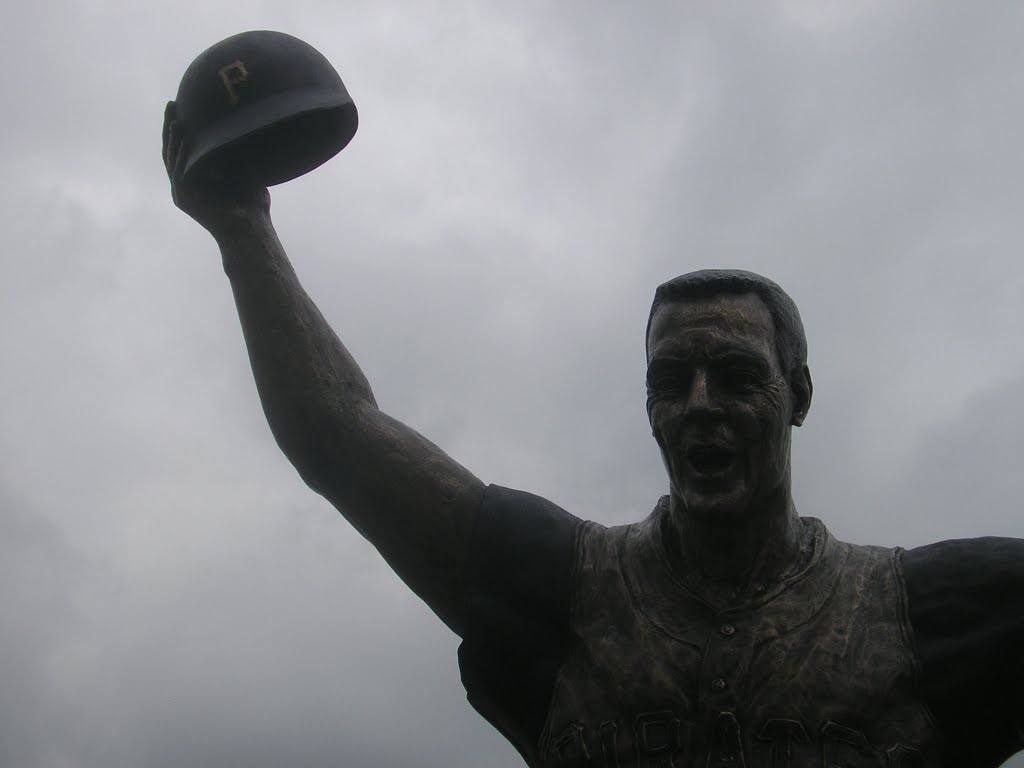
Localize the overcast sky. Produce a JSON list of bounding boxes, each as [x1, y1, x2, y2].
[[2, 2, 1023, 766]]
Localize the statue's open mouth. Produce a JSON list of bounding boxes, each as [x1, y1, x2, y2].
[[686, 445, 735, 474]]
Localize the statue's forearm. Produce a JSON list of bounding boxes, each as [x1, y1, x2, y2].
[[215, 211, 376, 478]]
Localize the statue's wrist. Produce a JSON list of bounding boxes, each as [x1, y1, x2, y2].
[[209, 205, 272, 242], [215, 208, 278, 277]]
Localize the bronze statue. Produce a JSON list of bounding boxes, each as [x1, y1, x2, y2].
[[162, 102, 1024, 768]]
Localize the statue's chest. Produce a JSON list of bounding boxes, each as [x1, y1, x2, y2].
[[537, 529, 936, 767]]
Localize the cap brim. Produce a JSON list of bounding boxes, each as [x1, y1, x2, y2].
[[182, 86, 356, 185]]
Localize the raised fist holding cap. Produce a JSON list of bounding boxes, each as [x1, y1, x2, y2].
[[163, 31, 356, 232]]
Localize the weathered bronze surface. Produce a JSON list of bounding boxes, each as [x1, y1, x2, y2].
[[162, 106, 1024, 767]]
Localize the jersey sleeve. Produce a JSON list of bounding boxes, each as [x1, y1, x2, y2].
[[901, 537, 1024, 767], [458, 484, 583, 763]]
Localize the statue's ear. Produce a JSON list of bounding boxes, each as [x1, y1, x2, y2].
[[791, 365, 813, 427]]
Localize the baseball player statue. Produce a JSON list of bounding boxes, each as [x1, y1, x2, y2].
[[162, 50, 1023, 767]]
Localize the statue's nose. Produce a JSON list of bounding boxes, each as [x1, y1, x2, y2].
[[686, 369, 712, 409], [683, 369, 723, 421]]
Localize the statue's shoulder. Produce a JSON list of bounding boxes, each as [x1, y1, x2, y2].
[[902, 534, 1024, 566], [474, 484, 585, 558], [826, 526, 900, 569], [574, 498, 665, 567], [901, 535, 1024, 608]]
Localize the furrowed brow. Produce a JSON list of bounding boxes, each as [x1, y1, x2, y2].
[[704, 350, 775, 382], [704, 343, 770, 367]]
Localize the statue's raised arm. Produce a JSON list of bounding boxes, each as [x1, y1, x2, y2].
[[162, 102, 485, 636]]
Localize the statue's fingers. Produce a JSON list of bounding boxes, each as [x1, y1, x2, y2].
[[162, 102, 175, 156], [171, 133, 189, 184], [167, 124, 188, 182], [163, 121, 176, 174]]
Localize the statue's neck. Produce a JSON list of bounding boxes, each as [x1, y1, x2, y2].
[[665, 489, 804, 608]]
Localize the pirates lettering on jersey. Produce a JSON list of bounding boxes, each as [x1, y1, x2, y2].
[[545, 714, 923, 768]]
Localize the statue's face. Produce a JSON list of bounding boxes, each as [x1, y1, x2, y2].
[[646, 293, 797, 523]]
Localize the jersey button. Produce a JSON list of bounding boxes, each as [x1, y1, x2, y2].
[[712, 677, 727, 690], [719, 624, 736, 637]]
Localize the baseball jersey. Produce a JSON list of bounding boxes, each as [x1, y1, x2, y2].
[[458, 485, 1024, 768]]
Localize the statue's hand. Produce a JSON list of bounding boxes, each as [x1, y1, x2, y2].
[[162, 101, 271, 235]]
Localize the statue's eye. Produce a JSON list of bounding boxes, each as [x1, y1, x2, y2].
[[723, 368, 761, 390], [646, 366, 687, 393], [648, 375, 680, 392]]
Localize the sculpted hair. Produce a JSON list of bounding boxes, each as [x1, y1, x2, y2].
[[646, 269, 808, 379]]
